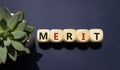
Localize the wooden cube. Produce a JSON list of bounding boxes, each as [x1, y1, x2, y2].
[[37, 29, 50, 42], [50, 29, 63, 42], [90, 29, 103, 42], [63, 29, 76, 42], [77, 29, 90, 42]]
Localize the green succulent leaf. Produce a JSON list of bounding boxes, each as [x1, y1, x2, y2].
[[15, 21, 27, 31], [25, 25, 34, 33], [8, 47, 17, 61], [11, 40, 30, 53], [0, 31, 4, 34], [4, 38, 11, 46], [12, 31, 26, 39], [7, 12, 20, 30], [25, 48, 30, 54], [2, 7, 12, 22], [0, 19, 8, 30], [0, 31, 4, 37], [21, 36, 28, 43], [17, 11, 24, 23], [0, 47, 7, 64]]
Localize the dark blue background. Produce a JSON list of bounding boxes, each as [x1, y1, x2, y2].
[[0, 0, 120, 70]]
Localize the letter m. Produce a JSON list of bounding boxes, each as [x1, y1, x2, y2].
[[39, 33, 48, 39]]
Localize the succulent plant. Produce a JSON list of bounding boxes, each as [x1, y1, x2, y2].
[[0, 7, 34, 64]]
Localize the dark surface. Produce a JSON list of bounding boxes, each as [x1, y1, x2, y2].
[[0, 0, 120, 70]]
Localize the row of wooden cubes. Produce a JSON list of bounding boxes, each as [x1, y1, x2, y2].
[[37, 29, 103, 43]]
